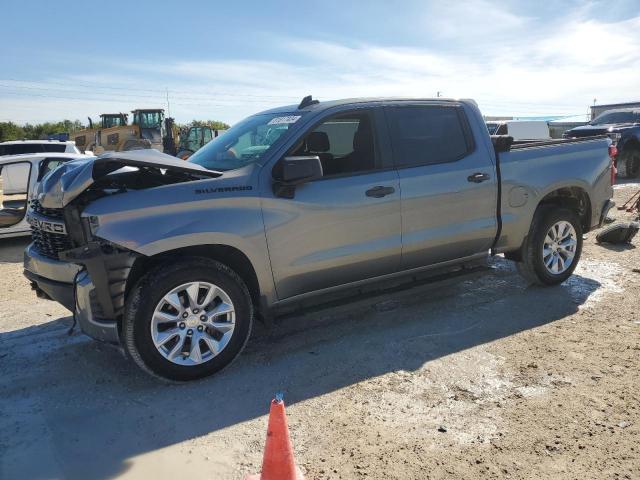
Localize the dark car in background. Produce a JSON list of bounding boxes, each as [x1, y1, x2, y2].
[[564, 108, 640, 178]]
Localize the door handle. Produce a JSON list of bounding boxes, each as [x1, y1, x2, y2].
[[365, 186, 396, 198], [467, 172, 490, 183]]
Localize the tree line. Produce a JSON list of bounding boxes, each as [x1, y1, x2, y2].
[[0, 119, 230, 142], [0, 120, 85, 142]]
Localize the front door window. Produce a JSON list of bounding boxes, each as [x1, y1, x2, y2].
[[289, 112, 378, 177]]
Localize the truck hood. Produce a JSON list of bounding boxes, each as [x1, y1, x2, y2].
[[36, 149, 220, 209], [566, 123, 637, 138]]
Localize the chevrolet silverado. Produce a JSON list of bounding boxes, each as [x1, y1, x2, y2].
[[24, 97, 615, 380]]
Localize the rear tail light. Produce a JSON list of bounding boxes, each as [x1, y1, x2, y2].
[[609, 144, 618, 185]]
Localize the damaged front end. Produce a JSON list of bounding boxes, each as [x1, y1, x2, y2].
[[24, 150, 221, 343]]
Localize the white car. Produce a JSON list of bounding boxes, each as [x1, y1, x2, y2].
[[0, 152, 91, 239], [486, 120, 551, 141], [0, 140, 81, 156]]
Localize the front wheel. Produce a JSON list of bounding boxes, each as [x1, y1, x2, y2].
[[123, 258, 254, 381], [516, 206, 583, 285]]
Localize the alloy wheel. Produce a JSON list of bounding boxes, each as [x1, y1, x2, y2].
[[150, 281, 236, 366], [542, 220, 577, 275]]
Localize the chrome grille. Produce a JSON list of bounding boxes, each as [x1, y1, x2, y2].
[[31, 200, 64, 219], [29, 200, 73, 260]]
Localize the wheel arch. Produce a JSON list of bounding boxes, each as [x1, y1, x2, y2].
[[126, 244, 262, 312], [536, 185, 592, 232], [504, 185, 591, 262]]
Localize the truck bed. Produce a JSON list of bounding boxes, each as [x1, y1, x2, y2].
[[490, 135, 613, 253]]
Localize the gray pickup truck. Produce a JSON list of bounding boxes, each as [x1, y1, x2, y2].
[[24, 97, 615, 381]]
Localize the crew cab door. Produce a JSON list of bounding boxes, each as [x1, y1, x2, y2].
[[384, 103, 497, 269], [262, 108, 401, 300], [0, 161, 32, 232]]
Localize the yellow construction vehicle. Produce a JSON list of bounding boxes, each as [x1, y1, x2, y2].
[[71, 113, 128, 152], [94, 109, 164, 154], [71, 109, 179, 155]]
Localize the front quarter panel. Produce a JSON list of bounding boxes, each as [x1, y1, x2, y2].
[[82, 169, 277, 304]]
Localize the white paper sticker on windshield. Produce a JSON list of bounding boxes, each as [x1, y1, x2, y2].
[[268, 115, 302, 125]]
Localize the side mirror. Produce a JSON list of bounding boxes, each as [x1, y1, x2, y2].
[[273, 156, 323, 198]]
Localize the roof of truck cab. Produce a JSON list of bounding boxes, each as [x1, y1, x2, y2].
[[257, 97, 474, 115]]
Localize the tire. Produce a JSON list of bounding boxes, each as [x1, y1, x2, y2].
[[123, 257, 254, 381], [618, 148, 640, 178], [516, 206, 583, 286]]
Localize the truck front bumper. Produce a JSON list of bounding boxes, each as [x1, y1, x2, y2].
[[23, 243, 120, 344]]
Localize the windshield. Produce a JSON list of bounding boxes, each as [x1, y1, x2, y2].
[[591, 110, 640, 125], [134, 111, 163, 128], [188, 112, 302, 171], [102, 115, 126, 128]]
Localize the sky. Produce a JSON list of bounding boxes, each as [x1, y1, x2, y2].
[[1, 0, 639, 125]]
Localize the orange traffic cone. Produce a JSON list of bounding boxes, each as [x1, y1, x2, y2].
[[246, 394, 304, 480]]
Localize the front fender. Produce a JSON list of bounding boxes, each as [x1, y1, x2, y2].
[[83, 183, 276, 305]]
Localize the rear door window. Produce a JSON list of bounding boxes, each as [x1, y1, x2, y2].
[[386, 105, 474, 167], [41, 144, 66, 153]]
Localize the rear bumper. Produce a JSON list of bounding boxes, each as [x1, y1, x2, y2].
[[23, 243, 120, 344]]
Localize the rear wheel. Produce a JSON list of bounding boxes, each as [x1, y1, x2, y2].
[[516, 206, 583, 285], [618, 148, 640, 178], [123, 258, 253, 381]]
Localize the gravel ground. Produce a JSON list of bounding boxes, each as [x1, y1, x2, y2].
[[0, 183, 638, 480]]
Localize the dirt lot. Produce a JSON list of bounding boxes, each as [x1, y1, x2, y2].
[[1, 183, 638, 480]]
